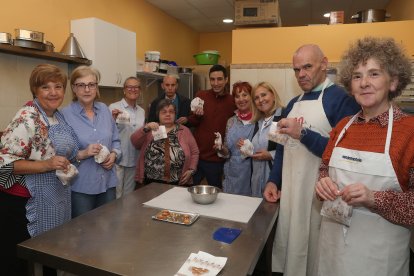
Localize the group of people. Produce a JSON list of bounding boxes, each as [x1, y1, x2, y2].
[[0, 65, 121, 275], [262, 37, 414, 276], [1, 36, 414, 276]]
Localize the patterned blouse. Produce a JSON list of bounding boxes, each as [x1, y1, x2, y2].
[[0, 101, 55, 190], [144, 125, 185, 183]]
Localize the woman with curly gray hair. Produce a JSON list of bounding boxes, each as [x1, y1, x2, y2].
[[315, 37, 414, 276]]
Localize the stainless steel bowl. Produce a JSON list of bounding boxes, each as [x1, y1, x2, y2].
[[188, 185, 220, 205]]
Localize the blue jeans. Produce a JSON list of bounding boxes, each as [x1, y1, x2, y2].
[[71, 188, 116, 218], [192, 160, 224, 188]]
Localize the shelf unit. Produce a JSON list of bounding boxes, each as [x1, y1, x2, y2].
[[136, 71, 167, 88], [0, 43, 92, 65]]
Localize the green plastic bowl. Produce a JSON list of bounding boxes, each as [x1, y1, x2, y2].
[[193, 52, 220, 65]]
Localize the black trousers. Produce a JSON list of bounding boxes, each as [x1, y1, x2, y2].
[[0, 191, 30, 276]]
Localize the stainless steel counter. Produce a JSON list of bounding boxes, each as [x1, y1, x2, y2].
[[17, 183, 279, 275]]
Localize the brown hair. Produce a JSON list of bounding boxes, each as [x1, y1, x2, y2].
[[339, 37, 412, 100], [156, 99, 176, 120], [70, 65, 101, 101], [29, 64, 67, 98]]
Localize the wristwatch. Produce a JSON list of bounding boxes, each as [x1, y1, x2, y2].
[[299, 127, 307, 140]]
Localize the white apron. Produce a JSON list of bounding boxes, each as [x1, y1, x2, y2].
[[317, 106, 410, 276], [273, 79, 332, 275]]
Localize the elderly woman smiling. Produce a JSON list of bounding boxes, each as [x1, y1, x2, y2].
[[0, 64, 83, 275], [131, 99, 199, 186], [62, 66, 121, 218], [315, 37, 414, 276]]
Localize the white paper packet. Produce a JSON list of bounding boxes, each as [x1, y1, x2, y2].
[[152, 125, 168, 141], [214, 132, 222, 150], [321, 196, 353, 226], [175, 251, 227, 276], [240, 139, 254, 159], [94, 144, 110, 164], [56, 164, 79, 186], [115, 110, 130, 124], [268, 121, 289, 145], [191, 97, 204, 111]]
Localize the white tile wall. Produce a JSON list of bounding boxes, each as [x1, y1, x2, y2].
[[230, 67, 301, 106], [0, 53, 71, 130]]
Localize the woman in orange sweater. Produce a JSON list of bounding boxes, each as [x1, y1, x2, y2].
[[315, 37, 414, 276]]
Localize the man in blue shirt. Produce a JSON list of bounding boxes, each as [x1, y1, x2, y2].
[[109, 77, 145, 198], [263, 44, 360, 276]]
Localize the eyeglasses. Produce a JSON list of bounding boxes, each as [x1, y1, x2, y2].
[[74, 82, 98, 90], [125, 85, 141, 91]]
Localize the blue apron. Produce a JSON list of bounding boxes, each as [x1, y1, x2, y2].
[[222, 116, 254, 196], [25, 100, 79, 237]]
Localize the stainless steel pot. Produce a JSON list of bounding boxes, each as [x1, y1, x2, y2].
[[15, 29, 44, 42], [0, 32, 12, 44], [44, 41, 54, 52], [178, 67, 193, 73], [351, 9, 390, 23]]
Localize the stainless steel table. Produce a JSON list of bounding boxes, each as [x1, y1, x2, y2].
[[18, 183, 279, 275]]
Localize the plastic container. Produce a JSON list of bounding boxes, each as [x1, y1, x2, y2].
[[193, 52, 220, 65], [144, 51, 160, 72], [159, 59, 169, 73]]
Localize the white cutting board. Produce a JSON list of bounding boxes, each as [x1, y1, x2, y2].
[[143, 187, 262, 223]]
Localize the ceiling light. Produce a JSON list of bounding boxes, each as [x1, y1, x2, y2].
[[223, 18, 233, 24], [323, 12, 330, 18]]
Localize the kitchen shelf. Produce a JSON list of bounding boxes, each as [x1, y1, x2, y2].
[[0, 43, 91, 65], [136, 71, 166, 88]]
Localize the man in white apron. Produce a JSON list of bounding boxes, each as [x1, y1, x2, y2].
[[263, 44, 360, 275]]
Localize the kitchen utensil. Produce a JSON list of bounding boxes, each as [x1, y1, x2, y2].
[[178, 67, 193, 73], [188, 185, 220, 205], [44, 41, 54, 52], [13, 39, 46, 51], [15, 29, 44, 42], [351, 9, 390, 23], [203, 50, 219, 55], [0, 32, 12, 44], [158, 59, 169, 73], [152, 209, 199, 225], [193, 52, 220, 65], [167, 65, 179, 76], [60, 33, 87, 59]]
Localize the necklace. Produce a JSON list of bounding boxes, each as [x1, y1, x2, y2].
[[264, 116, 273, 123]]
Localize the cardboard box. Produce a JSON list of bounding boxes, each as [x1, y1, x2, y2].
[[329, 11, 344, 25], [234, 0, 281, 26]]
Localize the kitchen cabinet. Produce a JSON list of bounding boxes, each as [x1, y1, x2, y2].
[[71, 17, 136, 87]]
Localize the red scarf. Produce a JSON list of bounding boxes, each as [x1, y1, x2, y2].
[[237, 111, 252, 121]]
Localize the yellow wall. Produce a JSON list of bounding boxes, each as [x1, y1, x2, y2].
[[232, 20, 414, 64], [0, 0, 198, 65], [387, 0, 414, 20], [199, 32, 232, 66]]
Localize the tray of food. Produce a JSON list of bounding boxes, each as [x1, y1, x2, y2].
[[152, 209, 199, 225]]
